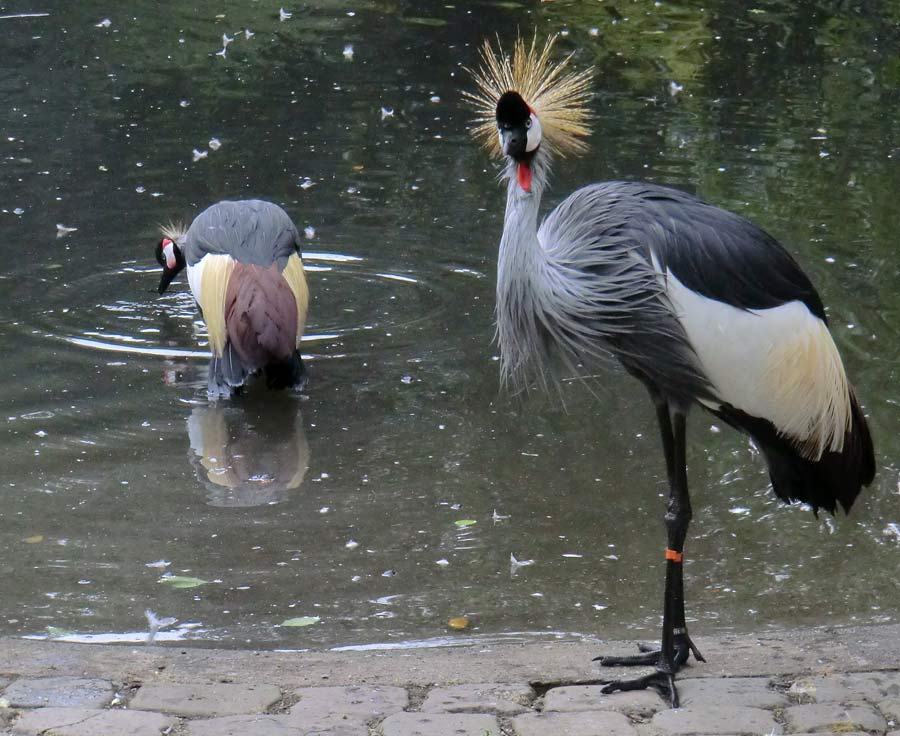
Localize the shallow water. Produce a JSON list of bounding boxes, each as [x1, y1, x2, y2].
[[0, 1, 898, 650]]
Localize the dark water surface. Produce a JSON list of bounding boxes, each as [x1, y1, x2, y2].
[[1, 1, 898, 649]]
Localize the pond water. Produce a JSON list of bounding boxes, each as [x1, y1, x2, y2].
[[0, 1, 898, 650]]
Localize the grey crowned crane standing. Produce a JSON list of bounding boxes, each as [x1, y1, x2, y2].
[[466, 36, 875, 707], [155, 199, 310, 398]]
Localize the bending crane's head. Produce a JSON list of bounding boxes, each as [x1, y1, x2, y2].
[[464, 34, 594, 185], [154, 223, 187, 295]]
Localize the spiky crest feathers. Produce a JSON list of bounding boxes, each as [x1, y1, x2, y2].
[[159, 221, 187, 245], [464, 34, 594, 158]]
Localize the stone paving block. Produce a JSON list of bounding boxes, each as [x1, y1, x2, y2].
[[129, 682, 282, 717], [676, 677, 787, 709], [543, 685, 663, 717], [420, 682, 533, 714], [186, 714, 368, 736], [2, 677, 114, 708], [650, 704, 780, 735], [879, 697, 900, 721], [11, 707, 174, 736], [512, 710, 638, 736], [789, 674, 883, 704], [783, 703, 886, 733], [379, 712, 500, 736], [288, 685, 408, 720]]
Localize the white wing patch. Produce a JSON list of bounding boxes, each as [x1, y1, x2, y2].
[[664, 270, 851, 460], [186, 254, 235, 356]]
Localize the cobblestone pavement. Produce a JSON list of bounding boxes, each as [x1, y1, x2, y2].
[[2, 625, 900, 735]]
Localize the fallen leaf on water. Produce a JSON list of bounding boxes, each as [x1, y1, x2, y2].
[[159, 575, 208, 589], [454, 519, 477, 528], [281, 616, 320, 627], [448, 616, 469, 630], [24, 535, 44, 544]]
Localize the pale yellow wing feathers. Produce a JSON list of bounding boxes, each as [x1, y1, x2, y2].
[[199, 256, 235, 356], [282, 253, 309, 347], [464, 33, 594, 157]]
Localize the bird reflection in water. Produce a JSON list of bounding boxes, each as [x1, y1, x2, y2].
[[186, 397, 309, 507]]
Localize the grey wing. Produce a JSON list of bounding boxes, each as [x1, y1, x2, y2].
[[184, 200, 301, 267], [595, 181, 826, 320]]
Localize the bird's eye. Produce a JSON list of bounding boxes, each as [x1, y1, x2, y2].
[[525, 119, 532, 129]]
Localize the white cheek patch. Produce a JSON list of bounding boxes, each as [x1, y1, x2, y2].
[[526, 112, 542, 152], [163, 242, 177, 270]]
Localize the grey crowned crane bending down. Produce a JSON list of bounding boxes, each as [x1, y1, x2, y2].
[[155, 200, 310, 398], [466, 36, 875, 707]]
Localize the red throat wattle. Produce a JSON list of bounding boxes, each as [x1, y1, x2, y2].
[[517, 162, 532, 192]]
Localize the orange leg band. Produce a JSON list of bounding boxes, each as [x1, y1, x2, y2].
[[665, 548, 683, 563]]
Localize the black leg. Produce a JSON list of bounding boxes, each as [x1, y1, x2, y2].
[[597, 399, 704, 707]]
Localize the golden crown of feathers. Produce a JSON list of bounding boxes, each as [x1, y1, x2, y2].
[[464, 34, 594, 157]]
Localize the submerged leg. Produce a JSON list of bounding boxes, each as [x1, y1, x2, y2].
[[597, 400, 703, 707]]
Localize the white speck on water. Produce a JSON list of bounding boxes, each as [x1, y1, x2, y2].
[[77, 579, 91, 585], [303, 225, 316, 239], [530, 592, 544, 598], [717, 166, 726, 172], [825, 256, 836, 263], [192, 149, 208, 162], [710, 424, 721, 433], [98, 164, 108, 172], [729, 506, 751, 515], [819, 151, 830, 158], [56, 224, 77, 238], [400, 375, 413, 384], [589, 27, 599, 36], [279, 8, 292, 21], [208, 138, 221, 151], [299, 177, 316, 189], [346, 186, 358, 195], [604, 554, 619, 560], [593, 603, 608, 611], [510, 553, 534, 575], [346, 10, 356, 16], [436, 558, 449, 566], [135, 186, 145, 193], [345, 540, 359, 550], [562, 553, 583, 558], [343, 44, 354, 60], [429, 95, 440, 103], [13, 207, 24, 215], [34, 430, 47, 438], [380, 107, 394, 119], [145, 560, 171, 569], [95, 18, 111, 28], [351, 575, 362, 582], [319, 506, 330, 514], [179, 99, 190, 108]]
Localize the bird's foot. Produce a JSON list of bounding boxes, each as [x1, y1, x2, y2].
[[595, 634, 705, 669], [601, 670, 680, 708]]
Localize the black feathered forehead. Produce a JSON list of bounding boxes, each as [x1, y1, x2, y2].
[[496, 91, 530, 127]]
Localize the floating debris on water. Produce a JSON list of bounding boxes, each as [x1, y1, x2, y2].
[[510, 553, 534, 575]]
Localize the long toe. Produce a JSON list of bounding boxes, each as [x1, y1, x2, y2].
[[601, 671, 679, 708], [594, 650, 659, 667]]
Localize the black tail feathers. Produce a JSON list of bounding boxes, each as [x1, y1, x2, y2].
[[265, 351, 307, 391], [717, 392, 874, 515]]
